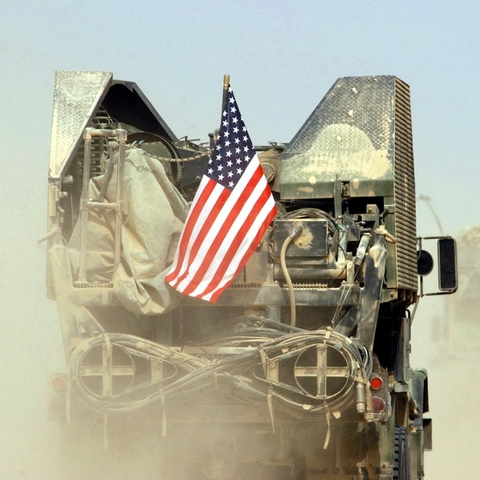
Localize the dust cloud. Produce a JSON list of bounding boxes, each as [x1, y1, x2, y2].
[[411, 294, 480, 478], [2, 196, 480, 478]]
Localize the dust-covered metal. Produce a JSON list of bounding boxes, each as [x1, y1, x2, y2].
[[45, 72, 457, 480], [49, 71, 112, 179]]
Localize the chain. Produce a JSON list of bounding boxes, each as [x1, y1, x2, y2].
[[124, 157, 154, 172], [89, 110, 212, 164], [129, 143, 212, 164]]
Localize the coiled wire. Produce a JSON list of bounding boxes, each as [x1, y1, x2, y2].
[[67, 324, 371, 419]]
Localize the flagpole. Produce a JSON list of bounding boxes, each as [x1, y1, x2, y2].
[[222, 75, 230, 114]]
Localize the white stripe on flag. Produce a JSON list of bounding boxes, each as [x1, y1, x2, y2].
[[168, 177, 225, 284], [199, 193, 277, 301], [187, 166, 272, 297], [174, 159, 261, 292]]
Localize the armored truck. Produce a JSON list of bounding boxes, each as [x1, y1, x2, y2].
[[44, 72, 456, 479]]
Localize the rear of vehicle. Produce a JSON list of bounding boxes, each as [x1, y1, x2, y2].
[[45, 72, 455, 479]]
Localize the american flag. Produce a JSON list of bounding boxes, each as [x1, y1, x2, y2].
[[166, 87, 277, 303]]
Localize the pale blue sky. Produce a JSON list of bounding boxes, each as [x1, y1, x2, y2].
[[1, 1, 479, 477], [2, 1, 479, 237]]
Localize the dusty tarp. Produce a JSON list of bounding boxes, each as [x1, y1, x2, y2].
[[68, 147, 189, 315]]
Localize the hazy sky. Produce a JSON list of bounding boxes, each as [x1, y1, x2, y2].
[[1, 1, 479, 478]]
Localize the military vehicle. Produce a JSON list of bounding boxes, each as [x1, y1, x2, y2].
[[44, 71, 457, 479]]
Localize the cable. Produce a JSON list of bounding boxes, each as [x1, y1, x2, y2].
[[67, 328, 372, 419], [279, 225, 303, 327]]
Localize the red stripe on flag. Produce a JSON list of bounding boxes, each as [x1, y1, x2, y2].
[[165, 178, 218, 285], [169, 182, 230, 289], [209, 201, 277, 303], [191, 168, 271, 297], [180, 166, 265, 296], [201, 180, 277, 301]]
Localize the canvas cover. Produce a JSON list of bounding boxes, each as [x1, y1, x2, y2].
[[64, 147, 189, 315]]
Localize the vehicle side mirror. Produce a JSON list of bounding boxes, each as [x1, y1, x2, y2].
[[438, 237, 457, 293], [417, 236, 457, 296]]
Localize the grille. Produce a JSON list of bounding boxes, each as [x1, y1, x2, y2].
[[393, 79, 417, 290]]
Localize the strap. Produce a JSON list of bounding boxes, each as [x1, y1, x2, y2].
[[268, 386, 276, 433]]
